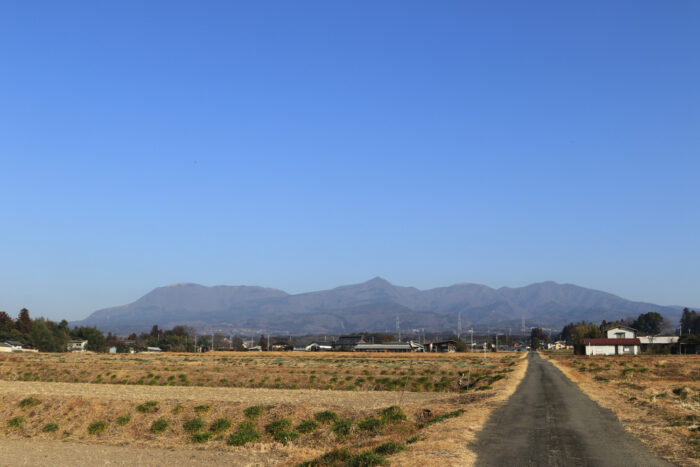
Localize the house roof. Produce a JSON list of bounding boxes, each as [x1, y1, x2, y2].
[[6, 341, 23, 346], [583, 338, 641, 345], [604, 325, 637, 333], [0, 342, 12, 347]]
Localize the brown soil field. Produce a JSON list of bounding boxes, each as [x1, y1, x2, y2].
[[544, 352, 700, 466], [0, 351, 528, 466]]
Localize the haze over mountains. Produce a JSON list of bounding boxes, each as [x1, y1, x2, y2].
[[73, 278, 682, 335]]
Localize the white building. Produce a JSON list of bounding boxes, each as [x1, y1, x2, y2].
[[583, 326, 641, 356], [67, 340, 88, 352]]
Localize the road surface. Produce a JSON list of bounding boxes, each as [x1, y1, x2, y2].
[[474, 352, 672, 467]]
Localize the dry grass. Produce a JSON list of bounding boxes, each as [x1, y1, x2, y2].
[[545, 352, 700, 467], [0, 351, 512, 393], [0, 351, 527, 465]]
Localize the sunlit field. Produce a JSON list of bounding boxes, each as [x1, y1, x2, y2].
[[0, 351, 527, 465]]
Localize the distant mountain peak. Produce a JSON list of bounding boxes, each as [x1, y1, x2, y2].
[[73, 278, 682, 335]]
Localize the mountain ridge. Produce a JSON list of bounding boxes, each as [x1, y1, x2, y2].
[[72, 278, 683, 335]]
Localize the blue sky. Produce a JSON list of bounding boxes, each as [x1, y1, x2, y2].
[[1, 1, 698, 321]]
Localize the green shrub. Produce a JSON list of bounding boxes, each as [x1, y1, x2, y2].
[[296, 419, 320, 434], [227, 421, 261, 446], [194, 404, 211, 414], [422, 409, 465, 426], [8, 416, 24, 429], [150, 418, 169, 433], [88, 420, 108, 435], [331, 419, 354, 439], [244, 405, 264, 420], [136, 401, 159, 413], [272, 429, 299, 445], [19, 397, 41, 409], [191, 432, 212, 443], [358, 417, 384, 432], [298, 448, 352, 467], [380, 406, 406, 423], [347, 451, 387, 466], [373, 441, 405, 455], [42, 422, 59, 433], [405, 435, 420, 444], [183, 417, 206, 433], [116, 414, 131, 426], [314, 410, 340, 424], [266, 418, 292, 435], [171, 404, 185, 414], [209, 418, 232, 434]]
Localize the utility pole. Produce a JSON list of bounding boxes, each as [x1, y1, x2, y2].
[[267, 334, 270, 351], [469, 329, 473, 352], [458, 312, 462, 340], [212, 332, 215, 351], [396, 316, 401, 342]]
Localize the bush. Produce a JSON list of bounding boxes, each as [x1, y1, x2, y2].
[[42, 423, 59, 433], [296, 419, 320, 434], [314, 410, 339, 424], [373, 441, 405, 455], [331, 419, 354, 439], [380, 406, 406, 423], [136, 401, 159, 413], [358, 417, 384, 432], [405, 435, 420, 444], [347, 451, 387, 466], [88, 420, 107, 435], [150, 418, 169, 433], [19, 397, 41, 409], [266, 418, 292, 436], [209, 418, 232, 434], [272, 429, 299, 445], [183, 417, 206, 433], [227, 421, 261, 446], [191, 432, 212, 443], [244, 405, 264, 420], [116, 414, 131, 426], [298, 448, 352, 467], [194, 404, 211, 414], [8, 416, 24, 429]]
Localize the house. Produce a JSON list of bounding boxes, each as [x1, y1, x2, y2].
[[67, 340, 88, 352], [583, 338, 641, 356], [145, 346, 162, 352], [0, 342, 13, 353], [426, 340, 457, 353], [547, 341, 568, 350], [605, 326, 637, 339], [5, 341, 25, 352], [333, 335, 365, 351], [353, 341, 424, 353], [270, 342, 294, 351]]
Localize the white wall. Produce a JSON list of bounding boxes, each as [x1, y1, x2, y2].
[[606, 327, 636, 339]]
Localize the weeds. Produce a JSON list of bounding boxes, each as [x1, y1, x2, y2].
[[116, 414, 131, 426], [244, 405, 264, 419], [88, 420, 108, 435], [315, 410, 339, 424], [227, 420, 261, 446], [183, 417, 206, 433], [19, 397, 41, 409], [136, 401, 159, 413], [8, 416, 25, 429], [150, 418, 169, 433], [41, 422, 59, 433]]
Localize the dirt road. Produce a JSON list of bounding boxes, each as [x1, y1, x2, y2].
[[474, 352, 672, 467]]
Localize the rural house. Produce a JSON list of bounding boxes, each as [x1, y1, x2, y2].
[[67, 340, 88, 352], [334, 335, 365, 351], [583, 326, 640, 356], [426, 340, 457, 353]]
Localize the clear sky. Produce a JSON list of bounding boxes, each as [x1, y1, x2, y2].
[[1, 1, 698, 321]]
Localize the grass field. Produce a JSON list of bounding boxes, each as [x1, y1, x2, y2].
[[0, 351, 528, 466], [545, 352, 700, 467]]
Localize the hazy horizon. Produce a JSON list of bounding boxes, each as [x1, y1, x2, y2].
[[1, 1, 698, 321]]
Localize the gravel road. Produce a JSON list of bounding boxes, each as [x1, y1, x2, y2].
[[474, 352, 673, 467]]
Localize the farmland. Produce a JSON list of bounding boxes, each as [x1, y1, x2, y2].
[[545, 353, 700, 466], [0, 351, 528, 465]]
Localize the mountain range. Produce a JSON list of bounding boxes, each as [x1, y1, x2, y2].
[[72, 278, 683, 335]]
